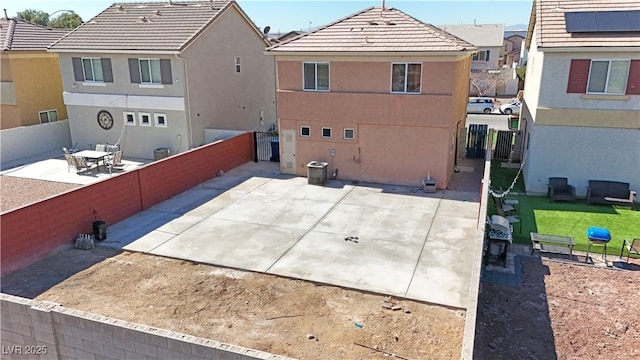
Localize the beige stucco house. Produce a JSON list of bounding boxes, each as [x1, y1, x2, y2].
[[521, 0, 640, 197], [267, 6, 476, 188], [48, 0, 275, 159], [1, 17, 68, 130]]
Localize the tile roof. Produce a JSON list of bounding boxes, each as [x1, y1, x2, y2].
[[1, 18, 69, 51], [267, 7, 476, 53], [438, 24, 505, 47], [530, 0, 640, 48], [49, 0, 245, 52]]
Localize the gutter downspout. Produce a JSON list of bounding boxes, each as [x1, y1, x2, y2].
[[175, 53, 193, 151]]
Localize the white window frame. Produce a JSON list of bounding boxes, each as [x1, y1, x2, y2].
[[139, 58, 162, 84], [303, 62, 330, 91], [235, 56, 241, 73], [586, 59, 630, 95], [321, 127, 332, 139], [472, 50, 490, 61], [38, 109, 58, 123], [82, 57, 104, 82], [123, 111, 136, 126], [154, 113, 167, 128], [138, 112, 152, 127], [343, 128, 355, 140], [390, 62, 422, 94], [300, 126, 311, 137]]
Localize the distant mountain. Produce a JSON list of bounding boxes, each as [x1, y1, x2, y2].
[[505, 24, 528, 30]]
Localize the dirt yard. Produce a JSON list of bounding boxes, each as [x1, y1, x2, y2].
[[475, 257, 640, 360], [3, 247, 639, 360], [1, 248, 464, 360], [0, 176, 80, 212]]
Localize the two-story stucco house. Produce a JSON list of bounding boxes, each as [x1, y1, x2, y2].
[[48, 0, 275, 159], [521, 0, 640, 198], [267, 7, 476, 188], [1, 16, 68, 130]]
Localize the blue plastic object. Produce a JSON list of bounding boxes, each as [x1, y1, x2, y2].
[[354, 322, 363, 329], [586, 226, 611, 242]]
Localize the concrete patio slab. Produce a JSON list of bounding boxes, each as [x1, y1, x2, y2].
[[150, 218, 306, 272], [267, 230, 423, 296], [102, 162, 482, 309]]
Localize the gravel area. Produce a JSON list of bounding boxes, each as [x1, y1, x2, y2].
[[0, 175, 80, 213]]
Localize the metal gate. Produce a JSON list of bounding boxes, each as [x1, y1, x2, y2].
[[465, 124, 488, 159], [253, 131, 280, 162], [494, 130, 514, 160]]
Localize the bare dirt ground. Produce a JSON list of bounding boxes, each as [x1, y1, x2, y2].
[[1, 248, 464, 360], [475, 257, 640, 360], [0, 176, 80, 212]]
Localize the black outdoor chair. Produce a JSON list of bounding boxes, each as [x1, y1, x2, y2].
[[548, 177, 576, 202]]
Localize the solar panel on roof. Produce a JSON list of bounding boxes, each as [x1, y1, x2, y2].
[[565, 10, 640, 33]]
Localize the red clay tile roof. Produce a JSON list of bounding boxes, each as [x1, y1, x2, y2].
[[267, 7, 476, 53], [532, 0, 640, 48], [0, 18, 69, 51], [49, 1, 242, 52]]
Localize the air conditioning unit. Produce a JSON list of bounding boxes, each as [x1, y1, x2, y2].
[[307, 161, 328, 185]]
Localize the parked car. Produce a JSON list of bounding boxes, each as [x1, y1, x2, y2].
[[499, 101, 521, 115], [467, 97, 495, 114]]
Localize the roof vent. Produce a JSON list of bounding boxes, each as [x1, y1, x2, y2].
[[368, 20, 379, 25], [384, 20, 395, 25], [154, 10, 161, 16], [139, 16, 150, 23], [116, 5, 124, 11]]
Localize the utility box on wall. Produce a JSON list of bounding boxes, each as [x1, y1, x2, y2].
[[307, 161, 328, 185]]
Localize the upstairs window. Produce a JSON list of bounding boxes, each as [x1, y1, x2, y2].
[[303, 62, 329, 91], [473, 50, 491, 61], [587, 60, 630, 94], [128, 58, 172, 85], [300, 126, 310, 137], [235, 57, 241, 73], [72, 57, 113, 83], [391, 63, 421, 93]]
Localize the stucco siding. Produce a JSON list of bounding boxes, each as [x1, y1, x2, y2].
[[67, 105, 189, 159], [538, 52, 640, 111], [523, 125, 640, 197], [276, 57, 469, 188], [182, 5, 276, 147], [523, 26, 543, 123], [1, 53, 66, 129]]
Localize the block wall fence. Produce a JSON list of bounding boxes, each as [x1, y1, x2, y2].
[[0, 293, 293, 360], [1, 133, 254, 275]]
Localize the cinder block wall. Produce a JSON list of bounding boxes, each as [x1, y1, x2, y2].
[[1, 293, 293, 360], [0, 133, 253, 275]]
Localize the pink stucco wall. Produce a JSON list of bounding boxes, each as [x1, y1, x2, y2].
[[276, 59, 470, 188]]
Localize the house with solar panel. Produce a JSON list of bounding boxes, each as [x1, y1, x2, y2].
[[266, 6, 476, 188], [520, 0, 640, 198], [48, 0, 275, 160], [0, 15, 69, 129]]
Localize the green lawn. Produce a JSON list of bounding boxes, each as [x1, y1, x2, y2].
[[489, 159, 526, 193], [489, 195, 639, 256], [488, 159, 638, 256]]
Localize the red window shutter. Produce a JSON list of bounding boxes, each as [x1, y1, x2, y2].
[[625, 60, 640, 95], [566, 59, 590, 93]]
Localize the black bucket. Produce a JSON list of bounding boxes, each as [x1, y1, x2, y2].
[[93, 221, 107, 241]]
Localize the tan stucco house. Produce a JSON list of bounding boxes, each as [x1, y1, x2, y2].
[[48, 0, 275, 159], [521, 0, 640, 197], [267, 6, 476, 188], [1, 17, 68, 130]]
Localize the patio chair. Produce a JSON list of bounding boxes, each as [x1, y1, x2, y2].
[[73, 156, 96, 173], [95, 144, 107, 152], [62, 147, 71, 155], [548, 177, 576, 202], [620, 239, 640, 263], [106, 151, 124, 174], [64, 154, 78, 173]]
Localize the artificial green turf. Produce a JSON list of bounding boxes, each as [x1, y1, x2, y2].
[[490, 195, 639, 256], [489, 159, 526, 194]]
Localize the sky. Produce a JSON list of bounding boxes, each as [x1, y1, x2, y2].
[[2, 0, 533, 34]]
